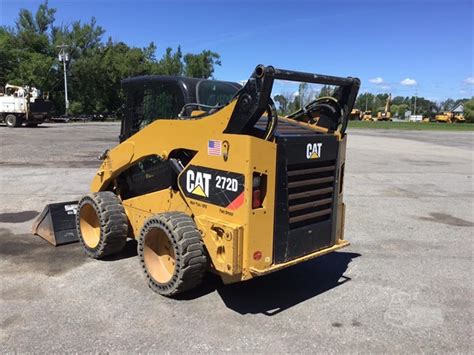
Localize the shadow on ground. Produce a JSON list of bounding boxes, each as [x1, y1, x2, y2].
[[1, 226, 359, 315], [181, 251, 360, 316], [418, 212, 474, 227], [103, 239, 138, 261], [0, 210, 39, 223], [0, 125, 49, 129], [0, 228, 89, 276]]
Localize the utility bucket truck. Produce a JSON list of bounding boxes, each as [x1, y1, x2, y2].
[[0, 84, 52, 127]]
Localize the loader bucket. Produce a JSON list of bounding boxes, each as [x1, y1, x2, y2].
[[32, 201, 79, 246]]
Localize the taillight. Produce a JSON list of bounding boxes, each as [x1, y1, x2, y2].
[[252, 190, 262, 209], [252, 174, 266, 209]]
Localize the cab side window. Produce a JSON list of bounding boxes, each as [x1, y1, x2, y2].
[[127, 82, 185, 136]]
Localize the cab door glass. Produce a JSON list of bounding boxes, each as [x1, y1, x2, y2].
[[129, 82, 185, 133]]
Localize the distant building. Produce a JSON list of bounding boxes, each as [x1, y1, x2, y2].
[[450, 102, 464, 114]]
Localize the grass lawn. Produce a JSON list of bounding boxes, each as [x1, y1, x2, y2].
[[348, 120, 474, 131]]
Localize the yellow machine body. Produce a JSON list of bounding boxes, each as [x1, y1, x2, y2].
[[361, 111, 373, 121], [349, 109, 362, 120], [91, 100, 349, 283], [33, 65, 360, 296], [376, 94, 392, 121], [376, 111, 392, 121], [436, 112, 465, 123]]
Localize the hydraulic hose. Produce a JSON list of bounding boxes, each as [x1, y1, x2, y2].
[[264, 99, 278, 141]]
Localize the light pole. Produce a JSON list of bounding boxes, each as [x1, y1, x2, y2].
[[414, 90, 418, 117], [57, 44, 70, 114]]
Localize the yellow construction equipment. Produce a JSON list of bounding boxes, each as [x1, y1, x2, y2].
[[33, 65, 360, 296], [349, 109, 362, 120], [361, 110, 373, 121], [376, 94, 392, 121], [435, 112, 465, 123], [452, 113, 465, 123]]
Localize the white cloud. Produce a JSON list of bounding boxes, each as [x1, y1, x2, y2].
[[401, 78, 417, 86], [464, 77, 474, 85], [369, 77, 384, 84]]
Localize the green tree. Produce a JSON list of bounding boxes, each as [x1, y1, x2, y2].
[[391, 96, 405, 106], [52, 17, 105, 58], [288, 94, 300, 114], [441, 98, 455, 112], [390, 104, 399, 116], [274, 94, 288, 114], [398, 104, 409, 118], [0, 28, 17, 84], [1, 1, 56, 89], [15, 3, 55, 54], [156, 46, 183, 75], [1, 1, 222, 115], [464, 98, 474, 123], [318, 85, 333, 98], [355, 92, 443, 119], [355, 92, 375, 111], [184, 50, 221, 78]]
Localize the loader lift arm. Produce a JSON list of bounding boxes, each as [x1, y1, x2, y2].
[[225, 65, 360, 137]]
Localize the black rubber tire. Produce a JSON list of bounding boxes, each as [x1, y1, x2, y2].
[[5, 114, 21, 128], [138, 212, 207, 297], [76, 191, 128, 259]]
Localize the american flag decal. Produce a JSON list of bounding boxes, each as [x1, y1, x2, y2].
[[208, 140, 222, 156]]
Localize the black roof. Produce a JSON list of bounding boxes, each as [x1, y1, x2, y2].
[[121, 75, 241, 104], [122, 75, 205, 87]]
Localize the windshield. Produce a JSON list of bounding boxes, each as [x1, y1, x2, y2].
[[197, 81, 239, 107]]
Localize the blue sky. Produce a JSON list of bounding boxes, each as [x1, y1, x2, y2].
[[1, 0, 473, 100]]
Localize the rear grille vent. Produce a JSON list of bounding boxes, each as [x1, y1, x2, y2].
[[287, 159, 336, 230]]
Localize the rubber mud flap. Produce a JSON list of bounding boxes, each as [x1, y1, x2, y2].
[[32, 201, 79, 246]]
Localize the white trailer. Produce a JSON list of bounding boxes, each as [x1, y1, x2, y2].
[[0, 84, 52, 127], [408, 115, 423, 122]]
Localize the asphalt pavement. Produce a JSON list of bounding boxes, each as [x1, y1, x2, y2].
[[0, 122, 472, 352]]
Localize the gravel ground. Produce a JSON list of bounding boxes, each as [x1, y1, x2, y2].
[[0, 122, 473, 353]]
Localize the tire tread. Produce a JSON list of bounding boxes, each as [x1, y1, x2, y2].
[[138, 212, 207, 297], [76, 191, 128, 259]]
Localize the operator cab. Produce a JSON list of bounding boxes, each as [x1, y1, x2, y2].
[[120, 76, 241, 141]]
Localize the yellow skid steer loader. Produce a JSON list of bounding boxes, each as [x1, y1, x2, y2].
[[33, 65, 360, 296]]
